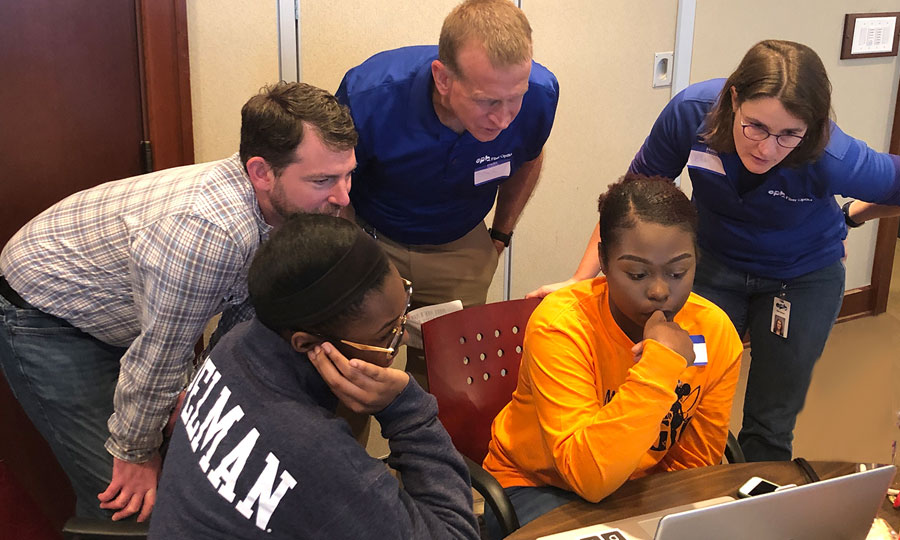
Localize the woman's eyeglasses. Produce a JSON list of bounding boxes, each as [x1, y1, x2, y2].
[[738, 106, 805, 149]]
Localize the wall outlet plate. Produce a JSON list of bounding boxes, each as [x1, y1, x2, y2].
[[653, 51, 674, 88]]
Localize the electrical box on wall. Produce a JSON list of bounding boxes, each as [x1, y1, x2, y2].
[[653, 51, 673, 88], [841, 12, 900, 59]]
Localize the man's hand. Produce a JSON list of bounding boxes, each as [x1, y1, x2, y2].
[[492, 238, 506, 255], [97, 453, 162, 522], [525, 278, 577, 299], [636, 310, 695, 366], [308, 342, 409, 414]]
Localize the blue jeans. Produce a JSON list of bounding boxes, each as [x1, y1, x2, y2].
[[484, 484, 581, 540], [0, 295, 125, 518], [693, 250, 845, 462]]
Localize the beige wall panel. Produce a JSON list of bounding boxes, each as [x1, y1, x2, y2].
[[692, 0, 900, 290], [187, 1, 280, 163], [299, 1, 459, 92], [507, 1, 679, 298]]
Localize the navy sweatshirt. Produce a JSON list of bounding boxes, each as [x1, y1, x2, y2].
[[149, 317, 479, 539]]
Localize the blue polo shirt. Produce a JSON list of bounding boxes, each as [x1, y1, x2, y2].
[[336, 45, 559, 245], [630, 78, 900, 279]]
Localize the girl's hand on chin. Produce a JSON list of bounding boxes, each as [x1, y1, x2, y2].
[[308, 343, 409, 414], [641, 310, 696, 366]]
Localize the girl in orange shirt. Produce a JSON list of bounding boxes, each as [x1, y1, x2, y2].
[[483, 174, 743, 535]]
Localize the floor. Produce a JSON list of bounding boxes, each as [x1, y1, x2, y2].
[[728, 239, 900, 465]]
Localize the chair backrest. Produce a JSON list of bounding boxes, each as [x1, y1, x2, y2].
[[423, 297, 541, 463]]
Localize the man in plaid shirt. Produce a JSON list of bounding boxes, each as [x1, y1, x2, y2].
[[0, 81, 357, 522]]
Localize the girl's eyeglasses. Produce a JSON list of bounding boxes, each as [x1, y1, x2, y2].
[[309, 278, 412, 358]]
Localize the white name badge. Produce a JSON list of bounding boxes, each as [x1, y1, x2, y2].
[[474, 159, 511, 186], [687, 149, 725, 175], [690, 335, 708, 366]]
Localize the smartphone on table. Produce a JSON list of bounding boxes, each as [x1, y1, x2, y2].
[[737, 476, 780, 498]]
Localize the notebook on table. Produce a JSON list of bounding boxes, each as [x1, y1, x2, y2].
[[538, 465, 896, 540]]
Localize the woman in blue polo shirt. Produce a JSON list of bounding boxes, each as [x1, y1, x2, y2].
[[530, 40, 900, 462]]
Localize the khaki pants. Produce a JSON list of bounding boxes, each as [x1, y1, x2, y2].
[[376, 221, 500, 309], [365, 221, 501, 388]]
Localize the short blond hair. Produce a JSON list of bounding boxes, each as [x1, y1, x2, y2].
[[438, 0, 532, 76]]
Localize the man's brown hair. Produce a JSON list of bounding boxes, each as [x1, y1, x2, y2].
[[240, 82, 357, 176]]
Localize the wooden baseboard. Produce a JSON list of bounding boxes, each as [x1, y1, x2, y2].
[[836, 285, 874, 322]]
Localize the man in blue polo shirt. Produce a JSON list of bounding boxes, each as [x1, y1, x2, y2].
[[336, 0, 559, 323]]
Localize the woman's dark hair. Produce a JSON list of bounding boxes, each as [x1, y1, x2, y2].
[[239, 82, 357, 177], [597, 173, 698, 264], [702, 40, 832, 167], [248, 214, 389, 335]]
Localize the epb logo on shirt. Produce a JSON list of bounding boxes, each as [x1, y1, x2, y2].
[[767, 190, 813, 203], [475, 152, 512, 165]]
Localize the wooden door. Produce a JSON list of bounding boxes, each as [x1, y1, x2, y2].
[[0, 0, 192, 532], [0, 0, 144, 247]]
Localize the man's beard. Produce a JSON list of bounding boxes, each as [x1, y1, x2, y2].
[[270, 182, 343, 220], [271, 198, 343, 221]]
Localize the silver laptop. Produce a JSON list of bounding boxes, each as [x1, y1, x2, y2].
[[539, 465, 896, 540]]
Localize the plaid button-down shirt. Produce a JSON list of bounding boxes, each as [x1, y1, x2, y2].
[[0, 154, 271, 462]]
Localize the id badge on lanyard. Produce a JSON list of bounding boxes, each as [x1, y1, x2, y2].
[[771, 285, 791, 338]]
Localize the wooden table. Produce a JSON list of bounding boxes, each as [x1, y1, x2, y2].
[[506, 461, 899, 539]]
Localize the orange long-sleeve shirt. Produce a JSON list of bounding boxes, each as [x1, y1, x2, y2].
[[483, 278, 742, 503]]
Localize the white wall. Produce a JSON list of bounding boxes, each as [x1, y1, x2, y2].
[[299, 1, 459, 92], [508, 0, 679, 299], [187, 0, 280, 163]]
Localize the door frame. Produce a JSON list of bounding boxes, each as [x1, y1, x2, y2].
[[839, 75, 900, 321], [137, 0, 194, 170]]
